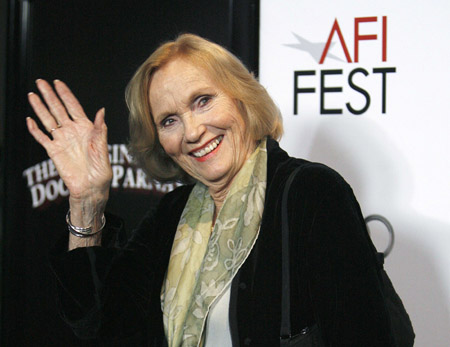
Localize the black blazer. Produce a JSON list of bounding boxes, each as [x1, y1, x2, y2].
[[50, 139, 394, 346]]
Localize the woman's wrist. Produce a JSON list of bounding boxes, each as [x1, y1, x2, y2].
[[68, 191, 109, 226], [67, 192, 109, 250], [66, 209, 106, 238], [68, 229, 102, 250]]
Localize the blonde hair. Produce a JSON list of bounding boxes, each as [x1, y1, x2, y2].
[[126, 33, 283, 182]]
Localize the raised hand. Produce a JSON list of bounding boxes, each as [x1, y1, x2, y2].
[[27, 79, 112, 236]]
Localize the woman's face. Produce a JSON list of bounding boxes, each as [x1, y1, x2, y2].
[[149, 57, 255, 189]]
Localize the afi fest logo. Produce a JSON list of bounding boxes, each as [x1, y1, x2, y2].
[[286, 16, 396, 115]]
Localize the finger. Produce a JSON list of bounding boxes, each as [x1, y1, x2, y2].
[[54, 80, 87, 120], [26, 117, 54, 150], [28, 92, 60, 132], [93, 107, 106, 130], [94, 108, 109, 146], [94, 108, 110, 157], [35, 79, 71, 125]]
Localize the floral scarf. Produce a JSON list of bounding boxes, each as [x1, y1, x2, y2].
[[161, 138, 267, 347]]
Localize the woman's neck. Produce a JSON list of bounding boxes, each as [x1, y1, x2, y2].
[[209, 185, 229, 225]]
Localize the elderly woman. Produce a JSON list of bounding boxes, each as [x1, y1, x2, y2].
[[27, 34, 395, 346]]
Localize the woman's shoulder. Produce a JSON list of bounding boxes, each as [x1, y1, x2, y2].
[[136, 183, 194, 228], [290, 160, 348, 189], [267, 138, 350, 192], [153, 183, 195, 220], [159, 183, 194, 207], [271, 154, 351, 200]]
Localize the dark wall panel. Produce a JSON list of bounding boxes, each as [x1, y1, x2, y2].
[[1, 0, 259, 345]]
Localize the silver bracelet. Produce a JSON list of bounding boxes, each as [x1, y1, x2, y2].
[[66, 209, 106, 238]]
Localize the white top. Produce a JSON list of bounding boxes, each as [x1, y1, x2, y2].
[[204, 285, 233, 347]]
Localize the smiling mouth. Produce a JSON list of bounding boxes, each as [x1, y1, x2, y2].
[[191, 135, 223, 158]]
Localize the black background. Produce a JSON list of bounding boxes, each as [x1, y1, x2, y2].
[[0, 0, 259, 345]]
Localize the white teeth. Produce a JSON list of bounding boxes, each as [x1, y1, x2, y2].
[[192, 136, 223, 158]]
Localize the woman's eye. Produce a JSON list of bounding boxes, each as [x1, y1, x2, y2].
[[161, 117, 176, 128], [197, 95, 211, 108]]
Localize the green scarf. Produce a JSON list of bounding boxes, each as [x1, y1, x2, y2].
[[161, 138, 267, 347]]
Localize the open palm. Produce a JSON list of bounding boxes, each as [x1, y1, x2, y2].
[[27, 79, 112, 204]]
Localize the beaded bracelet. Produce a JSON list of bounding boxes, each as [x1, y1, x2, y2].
[[66, 210, 106, 238]]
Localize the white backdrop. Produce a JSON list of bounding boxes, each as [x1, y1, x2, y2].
[[259, 1, 450, 346]]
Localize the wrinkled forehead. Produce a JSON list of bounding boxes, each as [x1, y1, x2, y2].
[[148, 57, 219, 115]]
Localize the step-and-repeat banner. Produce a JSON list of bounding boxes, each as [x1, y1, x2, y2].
[[260, 1, 450, 346], [2, 1, 243, 343]]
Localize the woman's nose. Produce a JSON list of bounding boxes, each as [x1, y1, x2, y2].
[[183, 114, 206, 143]]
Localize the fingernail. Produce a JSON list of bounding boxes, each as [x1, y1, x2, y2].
[[35, 79, 41, 84], [28, 92, 34, 96], [54, 79, 61, 83]]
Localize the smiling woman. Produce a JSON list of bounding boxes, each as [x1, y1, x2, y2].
[[149, 58, 256, 210], [126, 34, 283, 183], [27, 33, 400, 346]]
